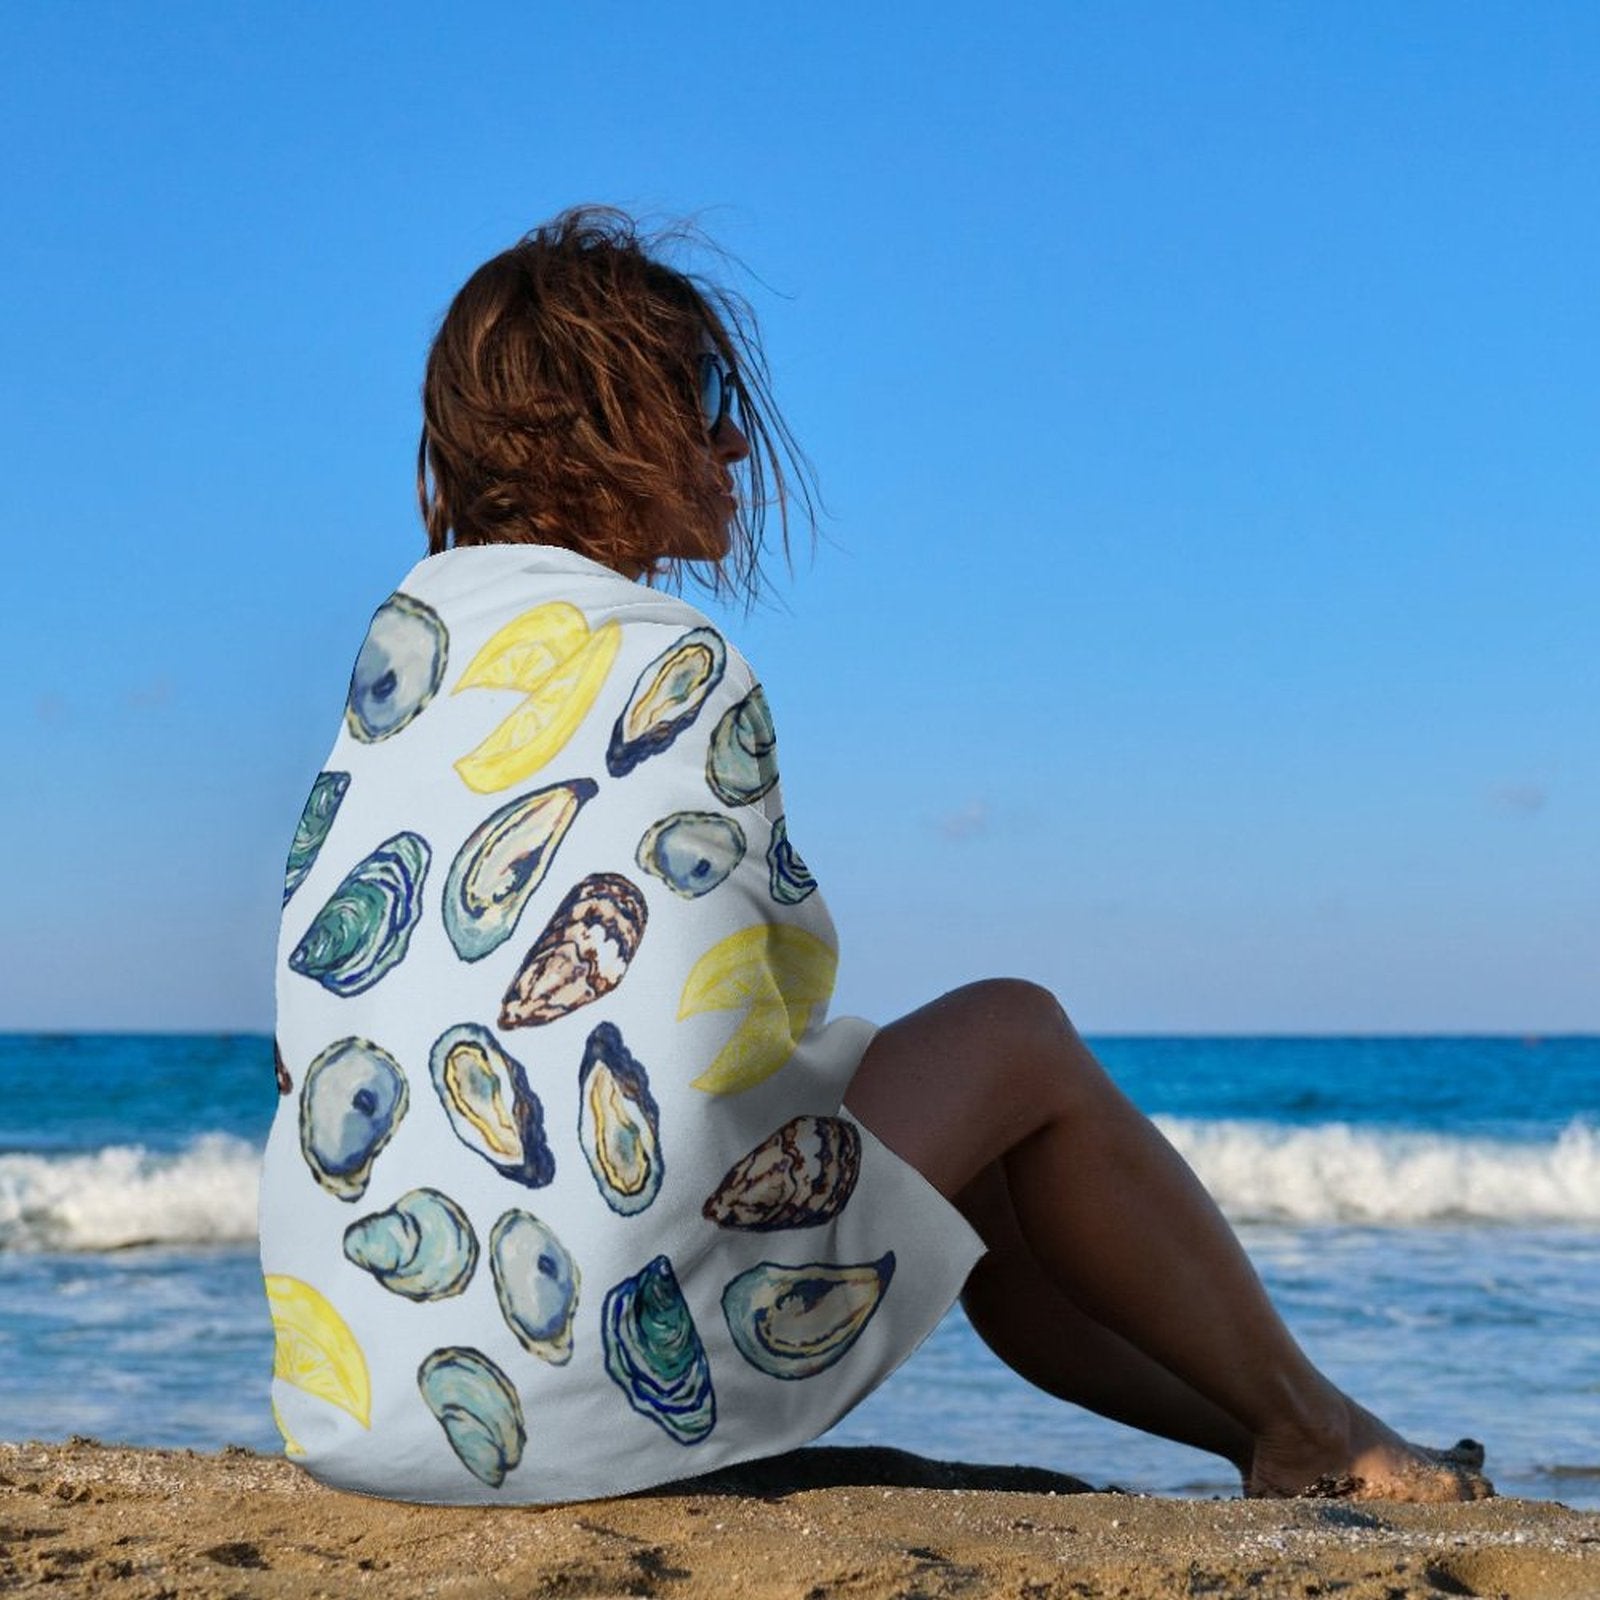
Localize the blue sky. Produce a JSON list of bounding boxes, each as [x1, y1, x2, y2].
[[2, 3, 1594, 1033]]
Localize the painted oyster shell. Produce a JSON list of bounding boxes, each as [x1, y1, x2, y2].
[[705, 684, 778, 807], [765, 815, 817, 905], [346, 592, 449, 743], [601, 1255, 715, 1445], [636, 811, 745, 899], [721, 1254, 895, 1379], [288, 831, 430, 997], [283, 771, 350, 905], [499, 872, 648, 1029], [428, 1023, 554, 1188], [343, 1187, 478, 1301], [702, 1115, 861, 1232], [577, 1022, 663, 1216], [298, 1037, 409, 1200], [417, 1346, 525, 1489], [442, 778, 598, 961], [490, 1210, 580, 1364], [606, 627, 727, 778]]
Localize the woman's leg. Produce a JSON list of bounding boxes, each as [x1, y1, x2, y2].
[[841, 978, 1488, 1500], [955, 1160, 1254, 1477]]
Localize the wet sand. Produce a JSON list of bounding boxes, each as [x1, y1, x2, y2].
[[3, 1437, 1597, 1598]]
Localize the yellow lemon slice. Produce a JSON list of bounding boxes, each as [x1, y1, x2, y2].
[[680, 925, 837, 1094], [453, 620, 621, 793], [265, 1274, 371, 1429], [271, 1396, 306, 1458], [454, 602, 592, 693]]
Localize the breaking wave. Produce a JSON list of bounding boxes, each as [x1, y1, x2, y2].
[[1157, 1116, 1600, 1225], [0, 1134, 260, 1252], [2, 1118, 1596, 1251]]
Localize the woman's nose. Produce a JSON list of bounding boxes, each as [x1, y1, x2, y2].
[[713, 417, 750, 464]]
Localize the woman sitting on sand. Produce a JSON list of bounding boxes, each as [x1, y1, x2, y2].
[[259, 206, 1489, 1506]]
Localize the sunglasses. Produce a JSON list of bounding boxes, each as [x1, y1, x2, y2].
[[696, 350, 737, 437]]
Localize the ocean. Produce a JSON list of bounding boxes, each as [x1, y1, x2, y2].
[[1, 1034, 1594, 1506]]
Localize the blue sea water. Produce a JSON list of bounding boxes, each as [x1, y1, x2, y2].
[[0, 1034, 1595, 1506]]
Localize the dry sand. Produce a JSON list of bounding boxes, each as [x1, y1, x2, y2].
[[3, 1437, 1597, 1598]]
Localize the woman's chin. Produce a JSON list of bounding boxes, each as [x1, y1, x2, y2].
[[645, 515, 733, 570], [696, 518, 734, 564]]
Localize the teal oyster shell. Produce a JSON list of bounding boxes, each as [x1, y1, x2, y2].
[[345, 591, 449, 743], [442, 778, 598, 962], [705, 684, 778, 807], [343, 1187, 477, 1301], [601, 1255, 715, 1445], [287, 831, 430, 997], [635, 811, 745, 899], [428, 1023, 554, 1188], [282, 771, 349, 906], [298, 1037, 409, 1201], [499, 872, 648, 1029], [606, 627, 727, 778], [417, 1346, 525, 1489], [702, 1115, 861, 1232], [721, 1254, 895, 1380], [577, 1022, 662, 1217], [490, 1210, 580, 1365], [765, 814, 817, 905]]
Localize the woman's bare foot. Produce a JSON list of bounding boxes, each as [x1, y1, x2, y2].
[[1247, 1397, 1494, 1501]]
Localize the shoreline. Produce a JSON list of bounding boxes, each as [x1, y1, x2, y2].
[[3, 1439, 1598, 1598]]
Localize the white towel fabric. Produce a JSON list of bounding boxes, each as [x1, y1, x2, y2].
[[259, 541, 985, 1504]]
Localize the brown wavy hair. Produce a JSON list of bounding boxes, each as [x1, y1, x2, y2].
[[417, 206, 817, 610]]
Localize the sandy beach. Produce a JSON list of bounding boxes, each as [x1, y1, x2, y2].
[[2, 1439, 1596, 1599]]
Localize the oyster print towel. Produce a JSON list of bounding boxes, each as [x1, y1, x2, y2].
[[260, 542, 985, 1505]]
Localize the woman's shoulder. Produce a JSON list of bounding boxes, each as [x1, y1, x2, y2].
[[386, 546, 752, 665]]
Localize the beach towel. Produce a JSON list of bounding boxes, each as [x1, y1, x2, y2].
[[259, 540, 986, 1504]]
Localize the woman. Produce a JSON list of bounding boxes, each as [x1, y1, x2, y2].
[[260, 207, 1489, 1506]]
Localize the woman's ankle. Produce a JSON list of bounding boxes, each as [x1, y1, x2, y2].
[[1245, 1383, 1359, 1495]]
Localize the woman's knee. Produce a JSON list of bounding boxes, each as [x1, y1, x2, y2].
[[841, 977, 1086, 1196], [957, 977, 1074, 1046], [937, 977, 1108, 1119], [939, 978, 1080, 1084]]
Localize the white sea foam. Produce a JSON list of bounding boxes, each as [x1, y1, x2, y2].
[[0, 1119, 1595, 1251], [0, 1134, 261, 1252], [1156, 1116, 1600, 1225]]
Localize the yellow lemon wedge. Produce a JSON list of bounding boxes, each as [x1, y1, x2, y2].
[[453, 602, 593, 693], [680, 925, 837, 1094], [453, 619, 621, 793], [265, 1274, 371, 1429], [271, 1396, 306, 1458]]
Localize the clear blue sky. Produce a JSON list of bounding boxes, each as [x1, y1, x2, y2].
[[3, 2, 1594, 1033]]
